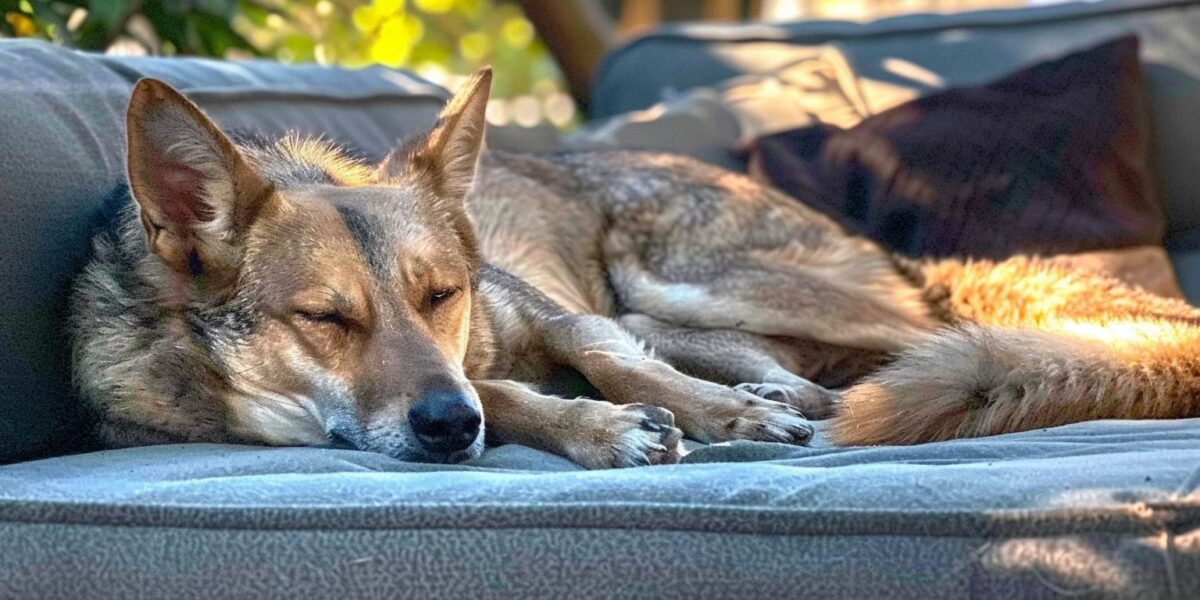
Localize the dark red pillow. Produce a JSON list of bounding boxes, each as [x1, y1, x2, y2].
[[742, 36, 1161, 259]]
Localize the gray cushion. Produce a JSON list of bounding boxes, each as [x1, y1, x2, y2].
[[591, 0, 1200, 256], [0, 40, 446, 462], [1167, 230, 1200, 300], [1, 420, 1197, 599]]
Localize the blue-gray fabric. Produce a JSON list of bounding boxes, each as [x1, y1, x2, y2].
[[1, 421, 1198, 599], [1167, 229, 1200, 301], [590, 0, 1200, 290], [0, 40, 447, 462]]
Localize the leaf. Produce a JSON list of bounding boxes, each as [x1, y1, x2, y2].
[[186, 10, 256, 57], [3, 11, 38, 37], [141, 0, 188, 51], [88, 0, 128, 29], [72, 17, 111, 50], [238, 0, 271, 27], [196, 0, 238, 18], [280, 32, 315, 62]]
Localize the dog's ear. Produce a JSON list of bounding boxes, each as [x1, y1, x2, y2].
[[126, 78, 273, 286], [378, 67, 491, 202]]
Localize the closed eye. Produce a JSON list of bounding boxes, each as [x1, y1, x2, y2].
[[429, 287, 458, 309], [295, 310, 349, 328]]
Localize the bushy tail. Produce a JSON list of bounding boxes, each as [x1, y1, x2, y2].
[[833, 257, 1200, 445]]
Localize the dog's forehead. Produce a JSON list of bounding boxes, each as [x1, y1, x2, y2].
[[282, 185, 452, 279]]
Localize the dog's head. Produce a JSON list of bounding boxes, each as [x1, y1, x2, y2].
[[124, 70, 494, 463]]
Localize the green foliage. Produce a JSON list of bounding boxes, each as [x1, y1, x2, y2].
[[0, 0, 565, 102], [1, 0, 257, 56]]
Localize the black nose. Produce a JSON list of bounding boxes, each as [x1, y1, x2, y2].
[[408, 388, 482, 453]]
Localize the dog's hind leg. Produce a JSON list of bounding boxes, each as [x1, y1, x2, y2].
[[474, 379, 683, 469], [618, 314, 888, 419], [604, 232, 939, 353]]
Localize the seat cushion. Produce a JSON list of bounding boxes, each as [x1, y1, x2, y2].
[[1, 420, 1197, 599], [0, 40, 446, 463]]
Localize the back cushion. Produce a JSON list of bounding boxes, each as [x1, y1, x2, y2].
[[592, 0, 1200, 248], [742, 37, 1160, 260], [0, 40, 447, 462]]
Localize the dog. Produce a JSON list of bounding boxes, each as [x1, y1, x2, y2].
[[70, 68, 1200, 468]]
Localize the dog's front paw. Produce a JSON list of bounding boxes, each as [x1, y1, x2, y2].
[[565, 403, 684, 469]]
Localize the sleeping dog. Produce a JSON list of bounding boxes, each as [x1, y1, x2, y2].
[[71, 69, 1200, 468]]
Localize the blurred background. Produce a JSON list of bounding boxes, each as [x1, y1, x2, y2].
[[1, 0, 1049, 128]]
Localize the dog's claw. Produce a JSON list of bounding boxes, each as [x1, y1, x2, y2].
[[641, 417, 664, 432], [567, 403, 684, 469], [722, 390, 814, 446]]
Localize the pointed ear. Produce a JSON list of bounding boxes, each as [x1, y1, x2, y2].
[[126, 78, 273, 286], [378, 67, 491, 200]]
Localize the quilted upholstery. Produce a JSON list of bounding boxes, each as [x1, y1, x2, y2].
[[2, 421, 1198, 599]]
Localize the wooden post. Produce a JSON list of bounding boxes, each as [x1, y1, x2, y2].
[[517, 0, 616, 112], [703, 0, 742, 21], [619, 0, 663, 34]]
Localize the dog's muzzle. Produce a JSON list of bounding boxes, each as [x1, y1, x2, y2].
[[407, 388, 483, 453], [323, 388, 485, 464]]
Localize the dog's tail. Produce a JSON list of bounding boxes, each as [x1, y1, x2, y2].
[[832, 257, 1200, 445]]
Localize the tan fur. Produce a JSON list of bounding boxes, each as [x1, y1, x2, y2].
[[474, 379, 683, 469], [833, 257, 1200, 445]]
